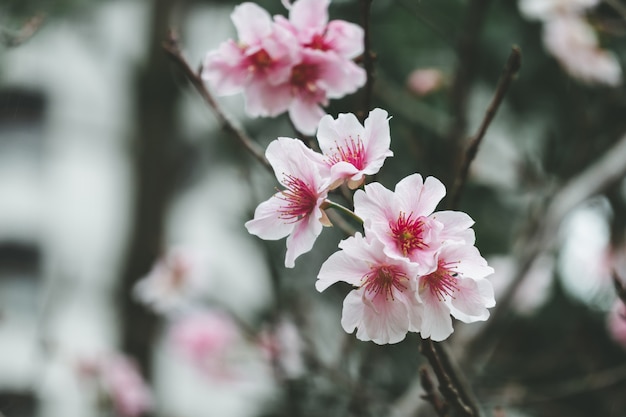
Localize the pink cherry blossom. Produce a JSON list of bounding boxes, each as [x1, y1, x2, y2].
[[169, 309, 241, 379], [542, 14, 622, 86], [416, 244, 495, 341], [245, 137, 331, 268], [275, 0, 364, 60], [317, 233, 423, 344], [202, 3, 299, 115], [316, 108, 393, 189], [133, 246, 210, 314], [353, 174, 475, 273]]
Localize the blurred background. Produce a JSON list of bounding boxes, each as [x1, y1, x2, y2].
[[1, 0, 626, 416]]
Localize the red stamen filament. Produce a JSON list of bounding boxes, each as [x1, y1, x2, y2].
[[423, 266, 459, 301], [327, 136, 366, 170], [362, 265, 408, 301], [277, 174, 318, 223], [390, 212, 429, 256]]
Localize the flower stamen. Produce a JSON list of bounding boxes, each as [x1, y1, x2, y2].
[[326, 136, 366, 170], [362, 265, 408, 301], [276, 174, 318, 223], [390, 212, 430, 256]]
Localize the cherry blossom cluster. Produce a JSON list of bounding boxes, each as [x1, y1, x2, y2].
[[518, 0, 622, 86], [245, 108, 495, 343], [202, 0, 365, 134]]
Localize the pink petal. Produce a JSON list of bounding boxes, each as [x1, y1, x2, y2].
[[353, 182, 398, 230], [316, 112, 364, 156], [419, 289, 454, 341], [318, 56, 366, 98], [244, 81, 292, 117], [265, 137, 327, 188], [316, 244, 371, 291], [284, 206, 325, 267], [232, 2, 273, 45], [395, 174, 446, 217], [430, 211, 476, 244], [449, 278, 494, 323], [202, 41, 248, 95], [361, 108, 392, 176], [289, 0, 329, 31], [341, 289, 411, 344], [245, 194, 295, 240], [325, 20, 364, 59], [289, 98, 327, 135]]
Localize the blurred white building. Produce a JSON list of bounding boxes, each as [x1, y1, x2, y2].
[[0, 1, 275, 416]]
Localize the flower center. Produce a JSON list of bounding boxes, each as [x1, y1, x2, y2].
[[290, 63, 319, 93], [390, 212, 430, 256], [327, 136, 366, 170], [277, 174, 318, 223], [362, 265, 408, 300], [306, 34, 330, 51], [421, 263, 459, 301], [248, 49, 273, 71]]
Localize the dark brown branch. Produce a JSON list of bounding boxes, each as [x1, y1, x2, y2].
[[420, 339, 477, 417], [420, 367, 450, 417], [360, 0, 375, 119], [162, 29, 271, 171], [449, 46, 522, 209]]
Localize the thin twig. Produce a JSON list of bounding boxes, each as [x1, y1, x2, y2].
[[162, 29, 271, 171], [420, 339, 476, 417], [464, 130, 626, 363], [449, 46, 522, 209], [360, 0, 375, 119]]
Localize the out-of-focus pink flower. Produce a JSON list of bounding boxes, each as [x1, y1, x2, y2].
[[518, 0, 600, 20], [416, 244, 495, 342], [406, 68, 445, 97], [202, 2, 299, 115], [543, 14, 622, 86], [169, 310, 241, 379], [316, 108, 392, 189], [275, 0, 364, 60], [77, 354, 152, 417], [202, 0, 365, 135], [133, 246, 210, 314], [245, 137, 331, 268], [607, 300, 626, 349], [353, 174, 475, 273], [317, 233, 423, 344], [285, 49, 365, 135], [258, 317, 305, 379]]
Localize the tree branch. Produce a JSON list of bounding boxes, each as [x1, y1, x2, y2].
[[420, 339, 477, 417], [449, 46, 522, 209], [162, 29, 271, 171], [464, 129, 626, 362]]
